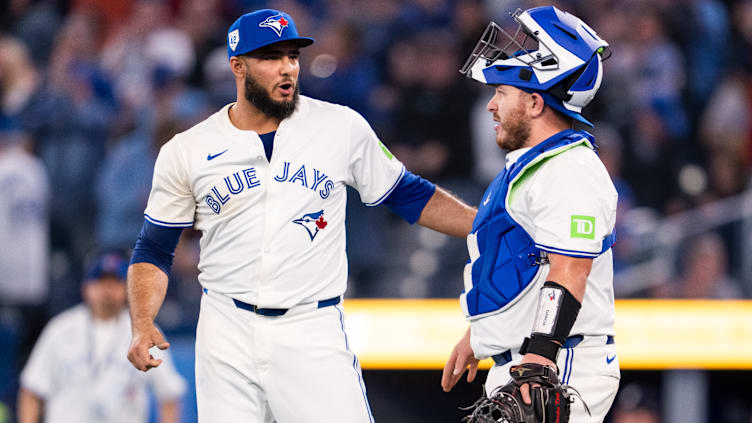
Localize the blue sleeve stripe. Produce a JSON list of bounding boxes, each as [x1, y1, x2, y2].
[[130, 220, 184, 275], [364, 166, 406, 207], [535, 243, 599, 258], [144, 213, 194, 228], [382, 170, 436, 224]]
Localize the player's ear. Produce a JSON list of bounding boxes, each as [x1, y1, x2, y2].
[[529, 92, 545, 118], [229, 56, 247, 79]]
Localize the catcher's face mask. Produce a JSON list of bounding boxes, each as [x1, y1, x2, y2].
[[460, 6, 611, 126], [460, 10, 549, 77]]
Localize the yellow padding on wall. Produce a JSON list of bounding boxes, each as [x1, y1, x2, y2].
[[341, 299, 752, 370]]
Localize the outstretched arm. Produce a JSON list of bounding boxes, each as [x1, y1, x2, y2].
[[127, 262, 170, 371], [17, 388, 43, 423], [417, 186, 476, 238]]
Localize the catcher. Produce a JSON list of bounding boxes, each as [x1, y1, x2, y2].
[[441, 6, 620, 422]]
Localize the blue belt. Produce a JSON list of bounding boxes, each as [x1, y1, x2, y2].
[[202, 288, 341, 316], [233, 296, 341, 316], [491, 335, 615, 366]]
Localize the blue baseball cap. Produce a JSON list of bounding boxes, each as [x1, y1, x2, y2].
[[227, 9, 314, 59], [84, 251, 129, 283]]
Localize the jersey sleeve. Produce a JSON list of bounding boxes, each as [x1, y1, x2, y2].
[[527, 147, 617, 258], [143, 139, 195, 228], [19, 322, 56, 398], [147, 344, 187, 401], [345, 108, 405, 206]]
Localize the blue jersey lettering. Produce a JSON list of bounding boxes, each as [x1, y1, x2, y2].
[[289, 164, 308, 188], [274, 162, 290, 182]]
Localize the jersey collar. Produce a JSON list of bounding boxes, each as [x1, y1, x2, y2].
[[505, 147, 531, 169]]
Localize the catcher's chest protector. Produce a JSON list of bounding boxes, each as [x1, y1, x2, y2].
[[461, 130, 614, 318]]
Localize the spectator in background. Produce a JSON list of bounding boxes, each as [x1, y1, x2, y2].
[[611, 383, 662, 423], [389, 29, 475, 181], [0, 115, 49, 415], [0, 0, 61, 68], [94, 117, 183, 250], [300, 21, 379, 119], [17, 250, 185, 423], [7, 17, 114, 300], [591, 122, 637, 271], [179, 0, 224, 90], [654, 232, 743, 299]]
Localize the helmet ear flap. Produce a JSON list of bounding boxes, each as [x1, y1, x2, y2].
[[564, 54, 603, 109]]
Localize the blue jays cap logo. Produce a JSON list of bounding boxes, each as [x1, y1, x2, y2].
[[259, 13, 289, 37], [293, 210, 328, 241]]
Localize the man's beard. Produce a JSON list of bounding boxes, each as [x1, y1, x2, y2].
[[497, 103, 531, 151], [244, 74, 299, 120]]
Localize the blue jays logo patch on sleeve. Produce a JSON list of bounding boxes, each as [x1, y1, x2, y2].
[[293, 210, 327, 241]]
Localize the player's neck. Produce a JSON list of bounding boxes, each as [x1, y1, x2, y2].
[[229, 100, 281, 133], [523, 117, 571, 149]]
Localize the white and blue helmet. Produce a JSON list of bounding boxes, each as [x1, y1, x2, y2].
[[460, 6, 610, 126]]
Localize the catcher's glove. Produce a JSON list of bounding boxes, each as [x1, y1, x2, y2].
[[461, 363, 589, 423]]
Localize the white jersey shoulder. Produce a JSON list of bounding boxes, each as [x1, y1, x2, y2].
[[143, 96, 404, 307]]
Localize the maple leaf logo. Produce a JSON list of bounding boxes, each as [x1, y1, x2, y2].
[[316, 216, 327, 229]]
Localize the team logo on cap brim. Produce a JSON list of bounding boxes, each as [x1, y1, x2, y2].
[[228, 29, 240, 51], [259, 13, 289, 37]]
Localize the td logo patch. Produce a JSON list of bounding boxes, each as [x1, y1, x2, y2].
[[293, 210, 327, 241], [570, 215, 595, 239]]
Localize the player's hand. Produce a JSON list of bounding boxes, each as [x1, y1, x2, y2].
[[127, 324, 170, 372], [518, 353, 557, 404], [441, 327, 479, 392]]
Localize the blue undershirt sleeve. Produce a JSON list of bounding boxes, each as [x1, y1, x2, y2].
[[130, 220, 184, 275], [382, 170, 436, 224]]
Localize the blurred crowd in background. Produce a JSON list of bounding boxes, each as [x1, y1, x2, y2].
[[1, 0, 752, 420]]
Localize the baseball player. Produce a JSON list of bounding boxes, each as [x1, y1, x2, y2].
[[440, 6, 620, 422], [18, 251, 185, 423], [126, 9, 475, 423]]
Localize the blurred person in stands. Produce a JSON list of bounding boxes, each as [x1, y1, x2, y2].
[[389, 29, 475, 181], [611, 383, 661, 423], [591, 122, 637, 271], [3, 21, 115, 309], [300, 21, 379, 120], [17, 250, 185, 423], [655, 232, 742, 299], [101, 0, 194, 112], [0, 115, 49, 414], [94, 117, 183, 250]]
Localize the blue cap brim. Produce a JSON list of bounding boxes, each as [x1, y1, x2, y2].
[[232, 36, 314, 57]]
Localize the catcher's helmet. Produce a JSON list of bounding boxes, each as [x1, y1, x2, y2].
[[460, 6, 610, 126]]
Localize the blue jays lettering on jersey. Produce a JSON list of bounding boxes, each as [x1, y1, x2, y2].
[[274, 161, 335, 199], [141, 96, 405, 308]]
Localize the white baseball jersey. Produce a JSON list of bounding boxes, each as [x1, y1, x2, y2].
[[469, 143, 618, 359], [144, 96, 404, 308], [0, 146, 49, 305], [20, 305, 186, 423]]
